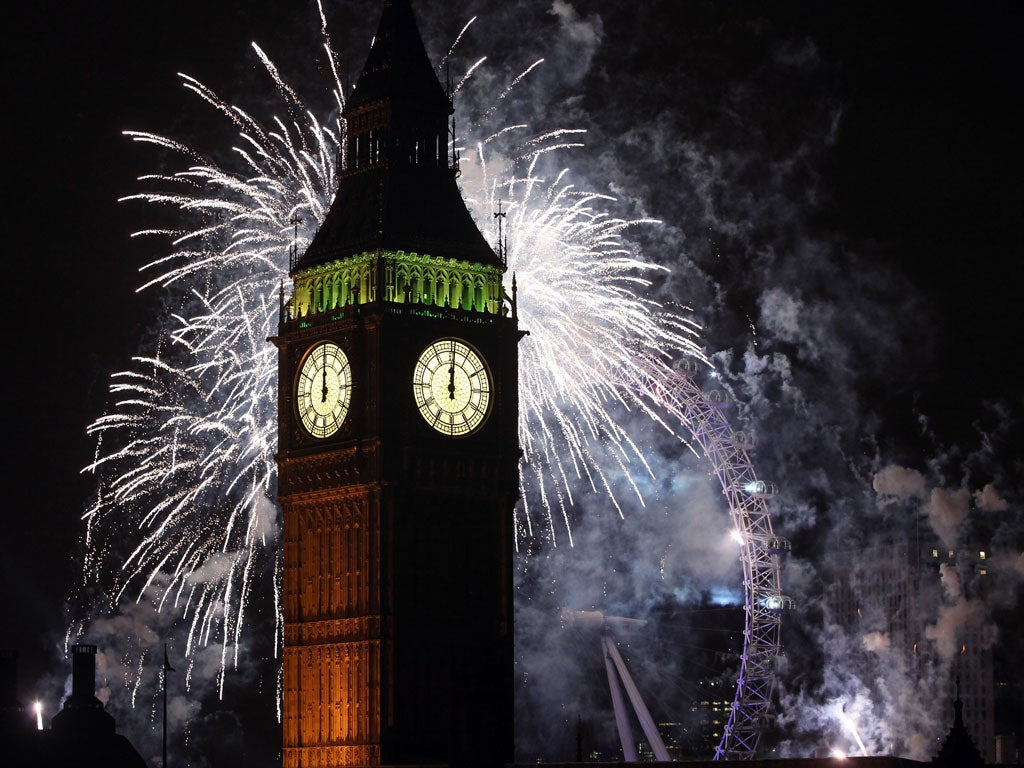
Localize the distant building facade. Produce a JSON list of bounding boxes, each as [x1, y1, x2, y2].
[[824, 543, 1001, 762]]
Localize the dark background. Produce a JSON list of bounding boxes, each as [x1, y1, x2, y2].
[[4, 0, 1021, 760]]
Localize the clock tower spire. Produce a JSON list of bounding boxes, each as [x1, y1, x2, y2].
[[273, 1, 520, 766]]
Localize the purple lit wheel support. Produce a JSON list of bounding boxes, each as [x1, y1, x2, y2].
[[627, 359, 783, 761]]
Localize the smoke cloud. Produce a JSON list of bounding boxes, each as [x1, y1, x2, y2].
[[927, 488, 971, 550], [873, 465, 928, 503]]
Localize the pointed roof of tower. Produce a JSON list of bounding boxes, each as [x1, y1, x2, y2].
[[293, 0, 501, 273], [346, 0, 451, 116]]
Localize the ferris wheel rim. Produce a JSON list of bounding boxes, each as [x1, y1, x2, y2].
[[626, 357, 785, 761]]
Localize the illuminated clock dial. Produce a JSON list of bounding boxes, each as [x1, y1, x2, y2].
[[296, 341, 352, 438], [413, 339, 491, 436]]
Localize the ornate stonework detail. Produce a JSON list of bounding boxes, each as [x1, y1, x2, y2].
[[284, 616, 384, 647], [278, 445, 379, 497], [284, 250, 506, 323], [283, 744, 381, 768], [402, 447, 512, 494]]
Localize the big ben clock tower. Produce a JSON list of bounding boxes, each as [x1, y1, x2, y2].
[[272, 1, 519, 767]]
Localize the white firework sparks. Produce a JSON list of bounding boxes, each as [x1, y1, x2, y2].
[[76, 11, 705, 697], [79, 37, 339, 694], [472, 151, 706, 548]]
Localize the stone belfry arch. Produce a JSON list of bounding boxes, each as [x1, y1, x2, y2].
[[272, 1, 520, 766]]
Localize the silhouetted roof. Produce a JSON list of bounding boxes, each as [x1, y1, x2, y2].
[[933, 683, 984, 767]]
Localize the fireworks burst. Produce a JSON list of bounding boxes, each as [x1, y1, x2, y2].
[[473, 149, 706, 548], [76, 7, 704, 702]]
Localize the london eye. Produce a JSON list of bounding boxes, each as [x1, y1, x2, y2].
[[626, 356, 790, 760]]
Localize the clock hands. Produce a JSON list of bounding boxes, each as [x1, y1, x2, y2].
[[321, 354, 328, 403], [447, 341, 456, 400], [300, 342, 351, 439], [416, 340, 490, 436]]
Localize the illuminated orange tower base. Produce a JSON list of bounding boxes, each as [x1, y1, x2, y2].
[[280, 460, 385, 767]]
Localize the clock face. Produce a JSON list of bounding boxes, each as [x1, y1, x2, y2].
[[296, 341, 352, 439], [413, 339, 491, 436]]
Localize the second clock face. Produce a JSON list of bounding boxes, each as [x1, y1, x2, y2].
[[413, 339, 491, 436], [296, 341, 352, 439]]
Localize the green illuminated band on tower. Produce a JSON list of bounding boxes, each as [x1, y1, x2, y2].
[[285, 249, 506, 322]]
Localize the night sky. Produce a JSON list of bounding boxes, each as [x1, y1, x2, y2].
[[4, 1, 1021, 765]]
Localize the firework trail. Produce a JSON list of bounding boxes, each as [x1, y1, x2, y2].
[[74, 7, 704, 713]]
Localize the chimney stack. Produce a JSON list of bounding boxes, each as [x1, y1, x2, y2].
[[69, 644, 98, 706]]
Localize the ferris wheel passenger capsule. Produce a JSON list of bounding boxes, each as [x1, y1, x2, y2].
[[741, 480, 777, 497], [704, 388, 728, 405], [673, 356, 702, 376], [734, 430, 756, 449], [761, 594, 794, 612], [766, 536, 791, 556]]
